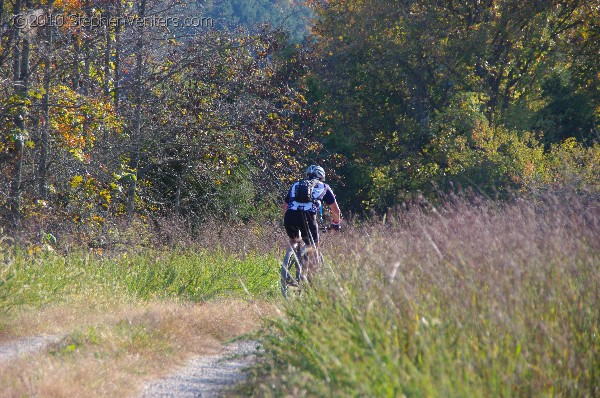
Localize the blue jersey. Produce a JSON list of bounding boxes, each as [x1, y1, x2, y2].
[[284, 180, 336, 213]]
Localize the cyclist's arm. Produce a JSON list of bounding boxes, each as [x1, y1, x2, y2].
[[322, 186, 341, 224], [329, 202, 341, 224], [283, 186, 294, 216]]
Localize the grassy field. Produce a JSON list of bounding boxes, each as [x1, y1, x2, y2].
[[1, 191, 598, 397], [0, 246, 279, 397], [243, 191, 599, 397], [0, 247, 278, 313]]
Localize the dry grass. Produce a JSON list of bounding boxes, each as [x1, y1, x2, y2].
[[248, 189, 600, 397], [0, 299, 273, 397]]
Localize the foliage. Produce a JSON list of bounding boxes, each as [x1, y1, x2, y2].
[[0, 0, 324, 238], [203, 0, 313, 41], [134, 29, 323, 222], [534, 72, 598, 145], [424, 116, 600, 197], [355, 108, 600, 210], [307, 0, 599, 211], [1, 0, 598, 236], [48, 85, 121, 160], [546, 138, 600, 190]]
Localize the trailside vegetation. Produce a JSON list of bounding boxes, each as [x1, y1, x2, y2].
[[0, 0, 323, 244], [244, 191, 600, 397]]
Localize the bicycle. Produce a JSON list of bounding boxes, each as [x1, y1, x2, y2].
[[280, 225, 332, 298], [280, 240, 308, 298]]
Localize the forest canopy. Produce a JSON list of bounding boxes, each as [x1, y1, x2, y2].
[[0, 0, 597, 243], [307, 0, 599, 211]]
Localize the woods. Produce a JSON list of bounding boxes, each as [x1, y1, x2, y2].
[[308, 0, 599, 211], [0, 0, 598, 242], [0, 0, 322, 243]]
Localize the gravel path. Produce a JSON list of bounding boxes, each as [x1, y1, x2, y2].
[[139, 341, 258, 398], [0, 334, 61, 362]]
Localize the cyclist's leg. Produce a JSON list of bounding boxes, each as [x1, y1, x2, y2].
[[283, 210, 305, 284], [284, 210, 303, 248], [301, 213, 320, 282]]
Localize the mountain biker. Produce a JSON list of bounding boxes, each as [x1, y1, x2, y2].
[[282, 165, 341, 252]]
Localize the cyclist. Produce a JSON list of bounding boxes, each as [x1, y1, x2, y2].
[[282, 165, 341, 269]]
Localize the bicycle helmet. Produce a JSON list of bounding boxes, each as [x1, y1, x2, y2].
[[305, 165, 326, 181]]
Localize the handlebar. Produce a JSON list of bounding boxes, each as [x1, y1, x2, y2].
[[320, 223, 341, 233]]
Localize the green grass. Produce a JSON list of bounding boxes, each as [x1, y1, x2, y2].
[[243, 193, 600, 397], [0, 247, 280, 313]]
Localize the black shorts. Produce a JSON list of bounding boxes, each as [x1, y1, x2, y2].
[[284, 210, 319, 244]]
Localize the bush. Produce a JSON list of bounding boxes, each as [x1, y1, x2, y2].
[[425, 118, 600, 197]]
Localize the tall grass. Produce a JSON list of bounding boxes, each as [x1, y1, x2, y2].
[[246, 190, 599, 397]]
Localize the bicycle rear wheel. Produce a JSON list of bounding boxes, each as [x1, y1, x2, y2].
[[281, 247, 303, 298]]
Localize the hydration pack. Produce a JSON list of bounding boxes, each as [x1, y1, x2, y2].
[[294, 179, 319, 203]]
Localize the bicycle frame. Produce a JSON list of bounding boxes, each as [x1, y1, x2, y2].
[[280, 227, 328, 298], [281, 242, 305, 298]]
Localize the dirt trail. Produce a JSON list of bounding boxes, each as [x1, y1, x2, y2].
[[0, 335, 61, 362], [139, 341, 258, 398], [0, 335, 257, 397]]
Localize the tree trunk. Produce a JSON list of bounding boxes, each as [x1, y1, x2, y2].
[[72, 38, 80, 91], [0, 0, 5, 26], [175, 177, 181, 214], [104, 8, 112, 97], [114, 0, 122, 111], [39, 1, 54, 200], [82, 1, 90, 96], [127, 0, 147, 216], [10, 0, 29, 225], [80, 2, 91, 150], [101, 6, 112, 160]]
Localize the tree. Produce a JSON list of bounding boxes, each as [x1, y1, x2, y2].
[[123, 27, 324, 222], [307, 0, 599, 211], [8, 0, 31, 225], [204, 0, 313, 41]]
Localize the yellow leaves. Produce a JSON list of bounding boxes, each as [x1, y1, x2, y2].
[[561, 137, 577, 150], [99, 189, 112, 204], [48, 85, 121, 161], [28, 88, 45, 100], [66, 173, 114, 227], [70, 175, 84, 188], [54, 0, 83, 11], [91, 214, 105, 224]]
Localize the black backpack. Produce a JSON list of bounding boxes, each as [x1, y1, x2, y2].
[[294, 179, 319, 202]]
